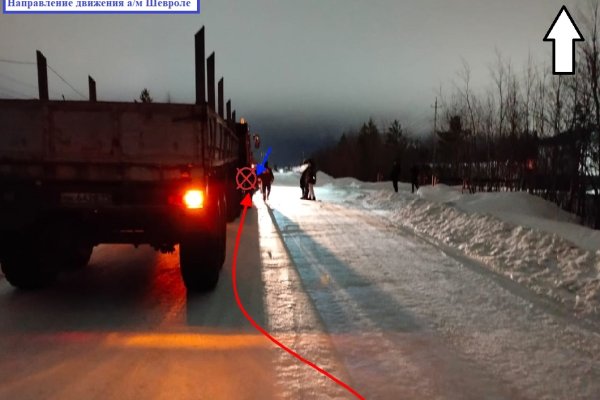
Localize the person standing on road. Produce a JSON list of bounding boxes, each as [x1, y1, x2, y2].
[[390, 160, 401, 193], [306, 162, 317, 201], [410, 164, 420, 194], [300, 166, 309, 199], [259, 162, 274, 201]]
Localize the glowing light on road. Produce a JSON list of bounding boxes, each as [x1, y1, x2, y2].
[[106, 333, 269, 350]]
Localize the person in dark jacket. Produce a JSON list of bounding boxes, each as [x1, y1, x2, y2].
[[306, 163, 317, 200], [390, 161, 401, 193], [300, 167, 309, 199], [410, 164, 420, 194], [300, 161, 317, 200], [259, 162, 274, 201]]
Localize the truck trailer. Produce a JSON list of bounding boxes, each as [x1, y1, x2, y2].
[[0, 29, 253, 292]]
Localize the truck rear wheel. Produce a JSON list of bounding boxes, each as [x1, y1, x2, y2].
[[0, 241, 58, 290], [179, 189, 227, 292], [179, 232, 224, 292]]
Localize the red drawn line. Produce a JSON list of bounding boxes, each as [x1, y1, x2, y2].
[[232, 194, 365, 400]]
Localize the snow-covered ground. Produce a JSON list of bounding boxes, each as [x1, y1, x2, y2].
[[1, 169, 599, 399], [274, 170, 600, 318], [261, 172, 600, 398]]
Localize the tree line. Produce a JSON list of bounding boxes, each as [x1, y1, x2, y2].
[[314, 118, 428, 182], [315, 2, 600, 228]]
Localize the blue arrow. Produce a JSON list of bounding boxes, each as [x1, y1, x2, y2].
[[255, 147, 272, 175]]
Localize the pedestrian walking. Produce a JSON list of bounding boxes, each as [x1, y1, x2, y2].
[[259, 162, 274, 201], [300, 166, 309, 199], [410, 164, 420, 194], [390, 160, 401, 193], [306, 163, 317, 201]]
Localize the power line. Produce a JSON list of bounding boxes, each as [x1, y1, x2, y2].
[[0, 72, 63, 98], [0, 59, 35, 66], [47, 65, 87, 100], [0, 71, 37, 90], [1, 58, 87, 100]]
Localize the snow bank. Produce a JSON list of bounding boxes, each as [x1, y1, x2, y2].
[[416, 185, 600, 253], [276, 171, 600, 317], [374, 193, 600, 316]]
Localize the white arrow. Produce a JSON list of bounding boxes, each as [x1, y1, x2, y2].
[[544, 6, 584, 75]]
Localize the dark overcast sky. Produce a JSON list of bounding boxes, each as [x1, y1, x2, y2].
[[0, 0, 580, 164]]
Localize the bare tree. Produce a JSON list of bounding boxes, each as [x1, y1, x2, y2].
[[523, 53, 537, 134], [577, 0, 600, 226], [490, 49, 507, 138]]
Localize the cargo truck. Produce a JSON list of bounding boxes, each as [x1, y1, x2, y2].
[[0, 29, 253, 292]]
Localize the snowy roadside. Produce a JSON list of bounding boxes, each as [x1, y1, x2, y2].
[[275, 171, 600, 318], [365, 189, 600, 318]]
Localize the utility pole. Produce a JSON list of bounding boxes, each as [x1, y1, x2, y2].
[[432, 97, 438, 161], [432, 97, 438, 185]]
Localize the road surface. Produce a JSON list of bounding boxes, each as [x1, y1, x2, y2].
[[1, 178, 599, 399]]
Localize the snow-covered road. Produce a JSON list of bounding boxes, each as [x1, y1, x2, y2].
[[262, 175, 600, 399], [0, 210, 282, 399], [1, 171, 599, 399]]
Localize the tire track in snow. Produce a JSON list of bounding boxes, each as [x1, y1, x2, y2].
[[268, 195, 517, 399], [256, 198, 354, 399], [316, 200, 600, 400]]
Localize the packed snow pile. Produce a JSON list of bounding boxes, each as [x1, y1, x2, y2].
[[274, 171, 600, 317], [366, 185, 600, 317], [379, 193, 600, 316]]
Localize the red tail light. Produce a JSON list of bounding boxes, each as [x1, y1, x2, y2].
[[183, 189, 204, 209], [169, 189, 204, 209]]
